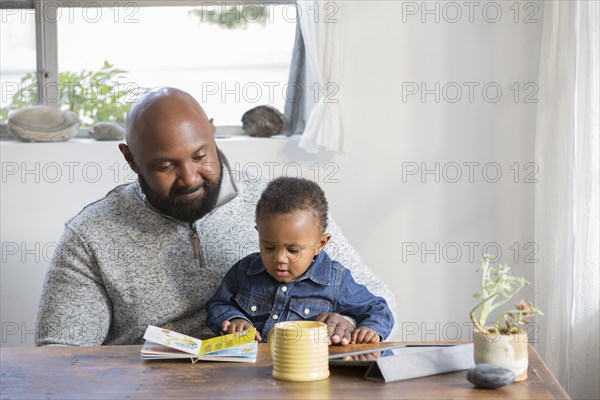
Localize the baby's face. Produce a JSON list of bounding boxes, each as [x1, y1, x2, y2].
[[256, 210, 328, 283]]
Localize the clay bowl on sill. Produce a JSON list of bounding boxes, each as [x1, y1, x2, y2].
[[8, 106, 80, 142]]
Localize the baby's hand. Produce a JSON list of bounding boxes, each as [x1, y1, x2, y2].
[[221, 319, 261, 341], [350, 327, 380, 344]]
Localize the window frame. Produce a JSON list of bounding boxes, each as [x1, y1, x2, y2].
[[0, 0, 296, 138]]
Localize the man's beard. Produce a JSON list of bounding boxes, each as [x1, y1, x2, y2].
[[139, 164, 223, 224]]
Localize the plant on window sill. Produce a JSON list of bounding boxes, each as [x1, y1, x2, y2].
[[0, 61, 145, 128]]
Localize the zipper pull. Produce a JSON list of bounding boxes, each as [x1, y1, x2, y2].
[[190, 224, 200, 259]]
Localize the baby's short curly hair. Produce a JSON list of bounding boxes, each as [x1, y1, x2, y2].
[[255, 177, 329, 233]]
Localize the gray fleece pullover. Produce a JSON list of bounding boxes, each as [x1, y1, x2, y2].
[[36, 152, 397, 345]]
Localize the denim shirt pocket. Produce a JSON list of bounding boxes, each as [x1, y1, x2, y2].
[[289, 298, 333, 320], [235, 290, 273, 318]]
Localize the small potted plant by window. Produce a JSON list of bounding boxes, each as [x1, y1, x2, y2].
[[469, 255, 543, 382]]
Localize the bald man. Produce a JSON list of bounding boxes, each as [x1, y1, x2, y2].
[[36, 87, 397, 346]]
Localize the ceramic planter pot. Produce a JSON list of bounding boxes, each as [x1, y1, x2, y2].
[[473, 330, 528, 381]]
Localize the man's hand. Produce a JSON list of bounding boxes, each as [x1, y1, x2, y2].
[[314, 312, 354, 345], [350, 327, 380, 344], [221, 318, 262, 341]]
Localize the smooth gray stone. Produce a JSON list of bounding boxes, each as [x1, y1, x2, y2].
[[89, 122, 125, 141], [467, 363, 516, 389], [241, 105, 287, 137]]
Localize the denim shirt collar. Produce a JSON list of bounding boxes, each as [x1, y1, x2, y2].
[[246, 251, 333, 286]]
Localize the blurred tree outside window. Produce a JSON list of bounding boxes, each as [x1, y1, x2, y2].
[[0, 3, 296, 128]]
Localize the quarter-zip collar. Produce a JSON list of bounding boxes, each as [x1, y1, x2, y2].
[[131, 149, 239, 262], [190, 223, 201, 259]]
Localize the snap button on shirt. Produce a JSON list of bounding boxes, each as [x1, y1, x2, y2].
[[281, 286, 288, 292], [272, 315, 279, 320], [250, 305, 257, 312], [304, 308, 310, 315]]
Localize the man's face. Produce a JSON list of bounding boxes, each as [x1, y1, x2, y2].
[[137, 153, 222, 224], [256, 210, 329, 283], [123, 97, 222, 223]]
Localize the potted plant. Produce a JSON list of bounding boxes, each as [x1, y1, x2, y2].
[[469, 255, 543, 381]]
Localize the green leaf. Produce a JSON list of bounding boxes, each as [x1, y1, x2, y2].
[[1, 61, 147, 125]]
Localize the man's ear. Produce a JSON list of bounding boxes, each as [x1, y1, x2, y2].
[[118, 143, 139, 174], [315, 233, 332, 254]]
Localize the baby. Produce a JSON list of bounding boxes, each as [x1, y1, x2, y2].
[[205, 177, 393, 343]]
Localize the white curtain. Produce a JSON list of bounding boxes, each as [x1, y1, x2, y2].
[[534, 2, 599, 399], [297, 1, 345, 153]]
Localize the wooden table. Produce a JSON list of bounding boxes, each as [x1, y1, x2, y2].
[[1, 342, 569, 399]]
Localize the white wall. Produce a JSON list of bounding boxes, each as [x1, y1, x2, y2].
[[0, 1, 543, 347], [332, 1, 543, 342]]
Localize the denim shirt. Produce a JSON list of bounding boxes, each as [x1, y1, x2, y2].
[[205, 251, 394, 342]]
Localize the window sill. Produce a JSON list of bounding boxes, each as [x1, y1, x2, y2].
[[0, 121, 292, 142], [0, 134, 294, 145]]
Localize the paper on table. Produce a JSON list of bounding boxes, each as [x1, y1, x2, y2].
[[364, 343, 474, 382]]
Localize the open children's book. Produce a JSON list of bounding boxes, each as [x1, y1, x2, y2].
[[141, 325, 258, 363]]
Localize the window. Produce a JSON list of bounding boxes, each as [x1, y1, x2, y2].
[[0, 1, 297, 132], [0, 6, 37, 124]]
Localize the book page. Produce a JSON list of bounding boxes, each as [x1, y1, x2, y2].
[[142, 326, 257, 360], [140, 342, 196, 359], [143, 326, 203, 355], [192, 342, 258, 363], [199, 328, 256, 355]]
